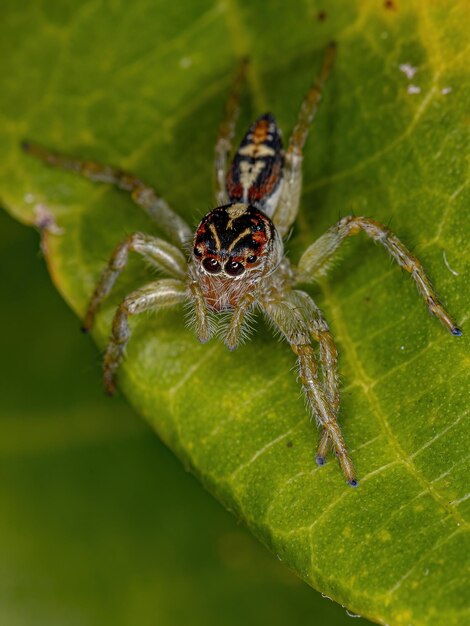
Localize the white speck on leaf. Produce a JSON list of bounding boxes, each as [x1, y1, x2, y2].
[[179, 57, 192, 69], [346, 610, 362, 618], [24, 193, 35, 204], [407, 84, 421, 95], [443, 250, 459, 276], [399, 63, 418, 79], [33, 204, 64, 235], [441, 86, 452, 95]]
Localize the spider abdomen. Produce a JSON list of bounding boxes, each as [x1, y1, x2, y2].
[[225, 113, 284, 215]]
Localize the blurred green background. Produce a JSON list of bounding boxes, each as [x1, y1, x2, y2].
[[0, 207, 371, 625]]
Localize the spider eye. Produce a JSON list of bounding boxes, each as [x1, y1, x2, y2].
[[202, 257, 221, 273], [246, 255, 257, 264], [193, 247, 203, 257], [225, 260, 245, 276]]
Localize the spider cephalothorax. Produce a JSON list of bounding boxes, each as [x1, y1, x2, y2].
[[23, 43, 462, 487], [192, 202, 283, 311]]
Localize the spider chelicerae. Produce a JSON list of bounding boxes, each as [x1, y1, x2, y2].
[[23, 43, 462, 487]]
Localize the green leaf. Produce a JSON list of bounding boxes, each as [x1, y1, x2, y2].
[[1, 1, 469, 625], [0, 210, 362, 626]]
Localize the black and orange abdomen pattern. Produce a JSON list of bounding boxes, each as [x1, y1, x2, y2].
[[225, 113, 284, 212]]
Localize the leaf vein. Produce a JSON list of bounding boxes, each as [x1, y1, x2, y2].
[[320, 280, 468, 529]]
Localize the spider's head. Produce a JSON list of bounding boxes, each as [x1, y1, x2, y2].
[[192, 203, 283, 280]]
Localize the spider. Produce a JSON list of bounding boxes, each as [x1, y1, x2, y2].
[[23, 43, 462, 487]]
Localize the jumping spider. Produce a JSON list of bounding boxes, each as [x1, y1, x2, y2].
[[23, 43, 462, 487]]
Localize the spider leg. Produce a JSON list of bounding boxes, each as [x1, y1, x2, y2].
[[214, 57, 249, 206], [296, 215, 462, 336], [291, 289, 340, 465], [261, 294, 357, 486], [82, 233, 187, 332], [22, 141, 192, 247], [272, 43, 336, 237], [188, 279, 213, 344], [315, 430, 331, 466], [103, 279, 187, 395]]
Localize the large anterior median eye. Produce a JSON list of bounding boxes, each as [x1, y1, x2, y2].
[[225, 260, 245, 276], [202, 257, 221, 273]]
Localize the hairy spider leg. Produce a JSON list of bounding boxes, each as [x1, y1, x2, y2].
[[262, 294, 357, 485], [273, 42, 336, 237], [214, 57, 249, 206], [188, 278, 213, 344], [82, 233, 187, 332], [291, 290, 341, 464], [296, 215, 462, 336], [22, 141, 192, 247], [104, 279, 187, 395]]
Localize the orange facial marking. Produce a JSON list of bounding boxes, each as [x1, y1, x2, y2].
[[252, 230, 267, 245]]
